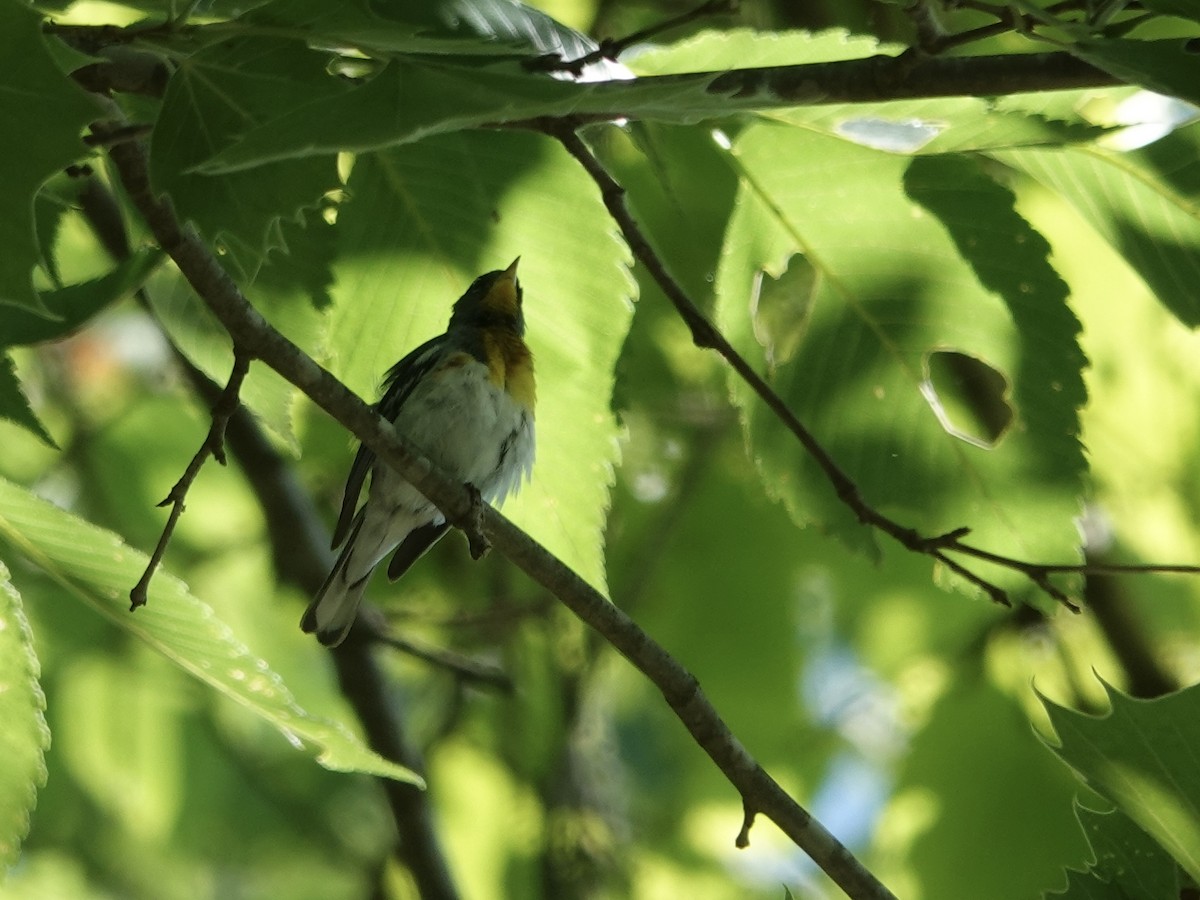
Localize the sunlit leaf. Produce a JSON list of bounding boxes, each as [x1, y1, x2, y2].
[[0, 476, 422, 786], [716, 124, 1085, 594], [630, 29, 1107, 154], [998, 125, 1200, 327], [0, 562, 48, 871]]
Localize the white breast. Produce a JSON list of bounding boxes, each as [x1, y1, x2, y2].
[[389, 357, 535, 507]]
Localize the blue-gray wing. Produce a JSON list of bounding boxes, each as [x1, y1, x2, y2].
[[330, 335, 447, 549]]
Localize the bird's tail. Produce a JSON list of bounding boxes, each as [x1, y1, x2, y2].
[[301, 511, 370, 647]]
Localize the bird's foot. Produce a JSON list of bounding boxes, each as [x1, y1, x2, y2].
[[462, 483, 491, 560]]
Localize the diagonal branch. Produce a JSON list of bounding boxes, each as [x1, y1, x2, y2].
[[74, 165, 462, 900], [129, 351, 249, 609], [104, 135, 896, 900], [548, 120, 1199, 612]]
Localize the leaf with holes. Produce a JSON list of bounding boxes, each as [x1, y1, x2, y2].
[[716, 124, 1086, 598]]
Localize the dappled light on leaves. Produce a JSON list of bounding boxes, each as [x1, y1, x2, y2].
[[5, 0, 1200, 898]]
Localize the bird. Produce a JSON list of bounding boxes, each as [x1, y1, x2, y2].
[[302, 258, 535, 647]]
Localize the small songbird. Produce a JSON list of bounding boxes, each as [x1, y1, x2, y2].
[[302, 259, 535, 646]]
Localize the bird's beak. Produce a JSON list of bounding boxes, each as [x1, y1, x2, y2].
[[503, 257, 520, 280]]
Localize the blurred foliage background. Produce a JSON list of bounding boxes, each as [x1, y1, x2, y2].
[[4, 0, 1200, 898]]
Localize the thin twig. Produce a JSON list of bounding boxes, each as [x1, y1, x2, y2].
[[921, 0, 1086, 53], [525, 0, 738, 76], [129, 352, 250, 609], [104, 133, 897, 900], [73, 167, 462, 897], [372, 629, 514, 693]]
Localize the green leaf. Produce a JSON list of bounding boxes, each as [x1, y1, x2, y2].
[[326, 131, 633, 593], [243, 0, 592, 57], [627, 25, 894, 73], [32, 174, 86, 290], [0, 476, 423, 786], [0, 0, 102, 311], [997, 125, 1200, 327], [0, 562, 48, 872], [1043, 681, 1200, 881], [149, 36, 343, 281], [789, 100, 1107, 155], [1047, 803, 1183, 899], [198, 59, 578, 172], [904, 155, 1087, 492], [0, 249, 162, 347], [716, 124, 1085, 591], [1140, 0, 1200, 23], [1069, 39, 1200, 106], [201, 53, 939, 176], [0, 355, 54, 447]]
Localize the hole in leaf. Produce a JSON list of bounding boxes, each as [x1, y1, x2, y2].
[[921, 351, 1013, 448], [834, 116, 943, 153], [750, 255, 817, 371]]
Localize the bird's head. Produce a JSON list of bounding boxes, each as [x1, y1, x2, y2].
[[449, 258, 524, 335]]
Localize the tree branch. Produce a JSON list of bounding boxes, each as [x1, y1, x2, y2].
[[53, 15, 1123, 109], [104, 133, 895, 900], [74, 165, 462, 900], [129, 351, 249, 609], [624, 49, 1116, 106], [370, 627, 514, 693]]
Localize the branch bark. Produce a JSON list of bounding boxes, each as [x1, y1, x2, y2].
[[104, 134, 896, 899]]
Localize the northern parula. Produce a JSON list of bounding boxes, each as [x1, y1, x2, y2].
[[302, 258, 535, 646]]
